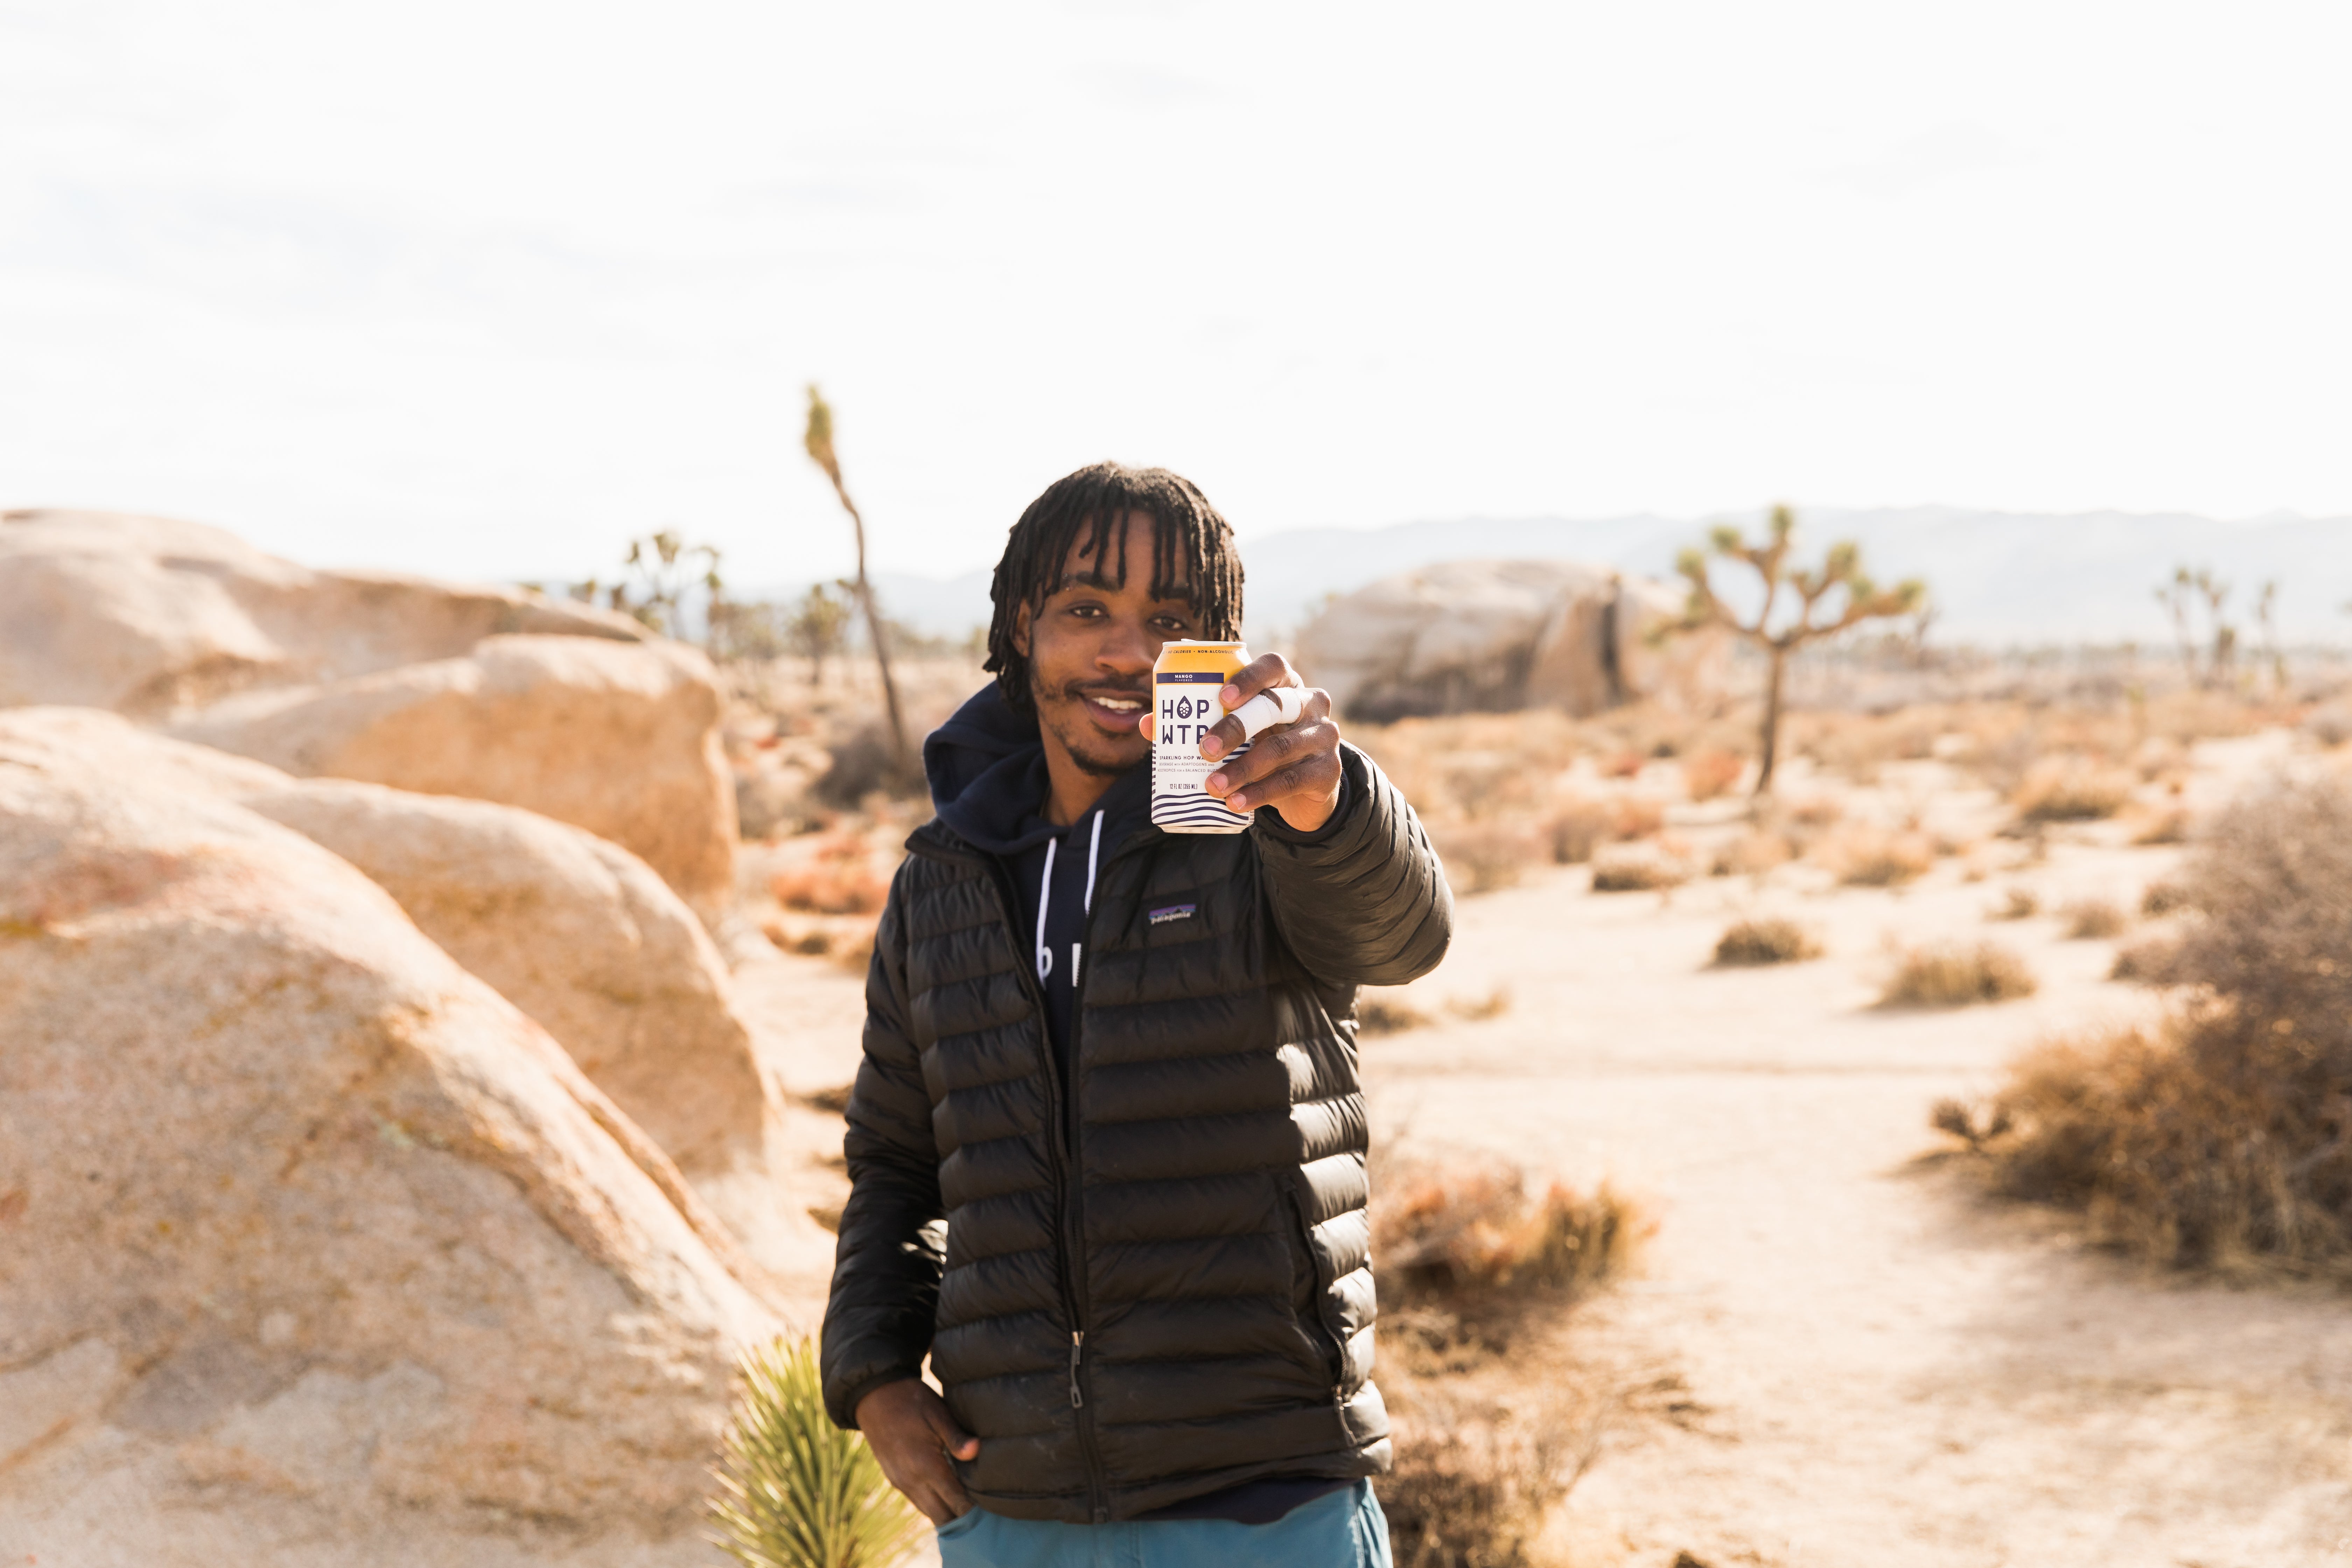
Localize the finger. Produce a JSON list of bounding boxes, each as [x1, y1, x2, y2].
[[1206, 716, 1316, 795], [1202, 681, 1326, 762], [1205, 711, 1336, 798], [1216, 653, 1297, 714], [924, 1405, 981, 1462], [1220, 736, 1343, 814], [1226, 751, 1341, 815]]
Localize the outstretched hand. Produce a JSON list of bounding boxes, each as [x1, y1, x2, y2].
[[1137, 652, 1343, 834], [855, 1378, 979, 1525]]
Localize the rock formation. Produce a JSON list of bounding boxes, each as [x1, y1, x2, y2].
[[0, 510, 736, 916], [0, 708, 769, 1169], [1296, 559, 1725, 721], [0, 749, 774, 1556], [169, 634, 739, 918]]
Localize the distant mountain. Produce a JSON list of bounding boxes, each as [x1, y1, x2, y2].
[[751, 508, 2352, 648]]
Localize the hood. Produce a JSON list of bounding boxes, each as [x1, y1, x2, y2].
[[926, 683, 1151, 857]]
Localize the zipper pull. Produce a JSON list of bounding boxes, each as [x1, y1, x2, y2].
[[1069, 1331, 1085, 1408]]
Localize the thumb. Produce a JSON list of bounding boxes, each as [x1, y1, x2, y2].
[[926, 1405, 980, 1461]]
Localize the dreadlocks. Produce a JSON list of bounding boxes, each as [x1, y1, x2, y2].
[[986, 461, 1245, 713]]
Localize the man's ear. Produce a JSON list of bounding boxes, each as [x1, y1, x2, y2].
[[1010, 601, 1033, 660]]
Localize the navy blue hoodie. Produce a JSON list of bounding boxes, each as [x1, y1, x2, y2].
[[924, 685, 1154, 1093]]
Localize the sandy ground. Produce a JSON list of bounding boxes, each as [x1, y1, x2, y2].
[[737, 730, 2352, 1568]]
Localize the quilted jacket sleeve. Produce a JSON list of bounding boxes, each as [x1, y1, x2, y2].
[[820, 870, 947, 1429], [1254, 740, 1453, 988]]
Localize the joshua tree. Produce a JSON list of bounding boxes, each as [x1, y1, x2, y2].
[[802, 386, 909, 766], [575, 530, 724, 641], [788, 581, 854, 687], [2156, 565, 2238, 690], [1677, 505, 1926, 795], [2254, 579, 2287, 696]]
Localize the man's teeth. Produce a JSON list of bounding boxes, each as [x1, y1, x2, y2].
[[1092, 696, 1142, 711]]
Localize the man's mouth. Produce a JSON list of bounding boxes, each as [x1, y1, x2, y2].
[[1071, 688, 1147, 730]]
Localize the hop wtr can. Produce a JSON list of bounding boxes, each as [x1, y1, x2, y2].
[[1150, 640, 1311, 833]]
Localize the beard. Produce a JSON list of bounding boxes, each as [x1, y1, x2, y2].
[[1034, 669, 1149, 777]]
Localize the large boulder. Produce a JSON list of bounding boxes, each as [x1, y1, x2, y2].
[[0, 511, 737, 917], [169, 634, 739, 918], [0, 751, 774, 1556], [1297, 559, 1724, 721], [0, 508, 646, 717], [0, 708, 792, 1195]]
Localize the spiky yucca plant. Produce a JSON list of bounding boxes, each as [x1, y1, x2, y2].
[[709, 1337, 925, 1568]]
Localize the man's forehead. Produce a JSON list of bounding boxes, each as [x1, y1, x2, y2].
[[1047, 565, 1196, 603]]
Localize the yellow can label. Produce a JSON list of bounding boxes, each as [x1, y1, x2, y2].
[[1151, 640, 1250, 834]]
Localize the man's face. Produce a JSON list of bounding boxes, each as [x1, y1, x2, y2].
[[1014, 512, 1203, 777]]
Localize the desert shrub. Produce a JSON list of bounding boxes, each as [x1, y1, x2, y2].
[[1680, 750, 1745, 802], [1712, 917, 1821, 966], [1779, 794, 1844, 829], [1821, 826, 1935, 888], [1928, 1096, 2012, 1150], [762, 919, 835, 957], [1880, 941, 2037, 1007], [1710, 830, 1793, 877], [2304, 705, 2352, 748], [1589, 849, 1689, 893], [1437, 824, 1537, 895], [2109, 935, 2177, 982], [770, 835, 891, 915], [1446, 987, 1513, 1022], [2013, 760, 2135, 823], [2062, 898, 2128, 939], [1542, 798, 1614, 864], [1376, 1164, 1644, 1306], [2131, 808, 2190, 846], [1964, 776, 2352, 1275], [1989, 886, 2039, 921], [2140, 879, 2189, 916], [1381, 1415, 1567, 1568], [1359, 991, 1434, 1035], [709, 1336, 923, 1568], [814, 723, 924, 807], [1599, 750, 1645, 780], [1610, 796, 1665, 839]]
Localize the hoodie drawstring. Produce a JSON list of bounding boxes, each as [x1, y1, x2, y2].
[[1076, 810, 1103, 984], [1037, 808, 1106, 987]]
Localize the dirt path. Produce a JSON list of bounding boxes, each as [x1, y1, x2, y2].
[[1371, 791, 2352, 1567]]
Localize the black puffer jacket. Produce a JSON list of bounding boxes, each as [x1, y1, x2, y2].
[[821, 693, 1451, 1523]]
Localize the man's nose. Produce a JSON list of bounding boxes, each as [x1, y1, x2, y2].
[[1095, 616, 1155, 672]]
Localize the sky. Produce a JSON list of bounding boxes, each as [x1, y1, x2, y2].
[[4, 1, 2349, 592]]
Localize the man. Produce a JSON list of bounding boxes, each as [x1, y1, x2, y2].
[[821, 461, 1451, 1566]]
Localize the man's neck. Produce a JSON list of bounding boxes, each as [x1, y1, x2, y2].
[[1039, 738, 1128, 828]]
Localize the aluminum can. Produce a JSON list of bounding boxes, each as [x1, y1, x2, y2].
[[1151, 639, 1251, 834]]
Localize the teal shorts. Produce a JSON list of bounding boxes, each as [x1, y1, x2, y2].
[[934, 1480, 1391, 1568]]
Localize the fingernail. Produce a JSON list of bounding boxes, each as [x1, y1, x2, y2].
[[1226, 793, 1248, 811], [1200, 736, 1224, 758], [1205, 772, 1226, 792], [1219, 685, 1240, 707]]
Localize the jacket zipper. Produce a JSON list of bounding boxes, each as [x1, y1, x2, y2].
[[973, 833, 1150, 1523]]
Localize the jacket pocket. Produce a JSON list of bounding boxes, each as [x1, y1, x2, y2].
[[1277, 1178, 1345, 1387]]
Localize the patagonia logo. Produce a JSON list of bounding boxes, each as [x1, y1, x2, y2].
[[1148, 903, 1196, 925]]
